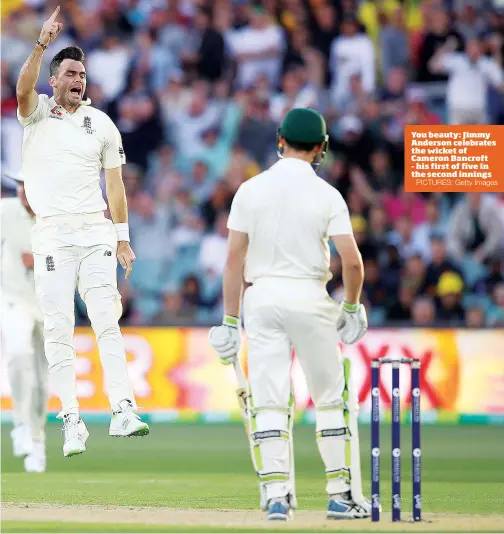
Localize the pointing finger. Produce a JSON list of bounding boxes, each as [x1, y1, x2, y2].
[[48, 5, 60, 22]]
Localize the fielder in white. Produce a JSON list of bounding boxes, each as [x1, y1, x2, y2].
[[209, 108, 369, 520], [15, 6, 148, 457], [1, 176, 48, 473]]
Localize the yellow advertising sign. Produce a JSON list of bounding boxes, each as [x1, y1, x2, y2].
[[1, 328, 503, 415]]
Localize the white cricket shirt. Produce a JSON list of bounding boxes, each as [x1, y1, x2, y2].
[[0, 197, 38, 306], [441, 53, 504, 111], [227, 158, 353, 283], [17, 95, 126, 217]]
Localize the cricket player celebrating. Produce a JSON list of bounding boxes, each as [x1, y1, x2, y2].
[[1, 176, 48, 473], [15, 6, 149, 457], [209, 108, 369, 520]]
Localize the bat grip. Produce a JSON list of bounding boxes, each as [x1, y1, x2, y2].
[[233, 358, 248, 390]]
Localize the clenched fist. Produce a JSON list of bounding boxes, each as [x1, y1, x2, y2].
[[39, 6, 63, 47]]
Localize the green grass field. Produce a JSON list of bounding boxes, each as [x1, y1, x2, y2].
[[2, 423, 504, 532]]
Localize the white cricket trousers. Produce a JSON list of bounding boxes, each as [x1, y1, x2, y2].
[[243, 277, 350, 502], [31, 211, 136, 414], [2, 296, 48, 441]]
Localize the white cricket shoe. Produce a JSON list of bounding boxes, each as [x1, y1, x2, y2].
[[61, 414, 89, 457], [11, 424, 34, 458], [327, 492, 371, 519], [24, 441, 46, 473], [109, 399, 149, 437]]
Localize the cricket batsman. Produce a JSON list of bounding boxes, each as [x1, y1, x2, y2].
[[15, 6, 148, 457], [209, 108, 370, 520], [1, 175, 48, 473]]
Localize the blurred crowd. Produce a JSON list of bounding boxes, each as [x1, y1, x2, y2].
[[2, 0, 504, 328]]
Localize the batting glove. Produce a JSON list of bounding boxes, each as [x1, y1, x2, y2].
[[208, 315, 241, 365], [337, 301, 368, 345]]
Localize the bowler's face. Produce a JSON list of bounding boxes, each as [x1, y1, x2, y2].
[[52, 59, 87, 107]]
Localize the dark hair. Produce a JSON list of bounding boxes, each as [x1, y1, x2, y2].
[[49, 46, 85, 77], [284, 138, 319, 152]]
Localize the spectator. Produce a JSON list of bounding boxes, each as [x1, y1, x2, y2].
[[115, 85, 164, 171], [170, 81, 220, 158], [129, 192, 173, 261], [402, 254, 428, 296], [363, 258, 388, 308], [270, 68, 317, 122], [411, 296, 436, 326], [310, 2, 339, 60], [367, 205, 390, 257], [379, 6, 410, 80], [424, 236, 464, 296], [447, 193, 504, 263], [87, 33, 131, 101], [182, 7, 227, 83], [324, 157, 351, 202], [189, 101, 242, 180], [159, 71, 192, 124], [199, 211, 229, 279], [331, 115, 376, 171], [473, 258, 504, 294], [396, 87, 442, 129], [487, 283, 504, 326], [158, 5, 188, 58], [381, 244, 403, 294], [383, 187, 426, 226], [454, 3, 488, 41], [282, 27, 325, 88], [187, 161, 214, 204], [353, 147, 401, 201], [387, 281, 415, 323], [227, 5, 285, 89], [465, 306, 486, 328], [333, 72, 369, 118], [133, 28, 179, 92], [152, 289, 196, 325], [350, 215, 377, 260], [388, 216, 421, 260], [429, 37, 504, 124], [411, 198, 447, 261], [436, 271, 466, 324], [379, 66, 408, 118], [416, 7, 464, 82], [329, 15, 375, 106]]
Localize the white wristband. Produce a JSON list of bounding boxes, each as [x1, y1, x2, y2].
[[114, 223, 130, 242]]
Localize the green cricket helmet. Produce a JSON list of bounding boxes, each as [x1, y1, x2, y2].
[[277, 108, 329, 172]]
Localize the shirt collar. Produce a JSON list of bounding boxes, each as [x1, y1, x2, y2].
[[273, 157, 316, 173], [48, 96, 92, 114]]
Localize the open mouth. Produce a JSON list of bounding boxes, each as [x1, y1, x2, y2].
[[70, 87, 82, 97]]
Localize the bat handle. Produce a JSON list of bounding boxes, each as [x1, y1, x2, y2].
[[233, 358, 248, 390]]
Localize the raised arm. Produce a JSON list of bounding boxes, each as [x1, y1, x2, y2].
[[16, 6, 63, 118]]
